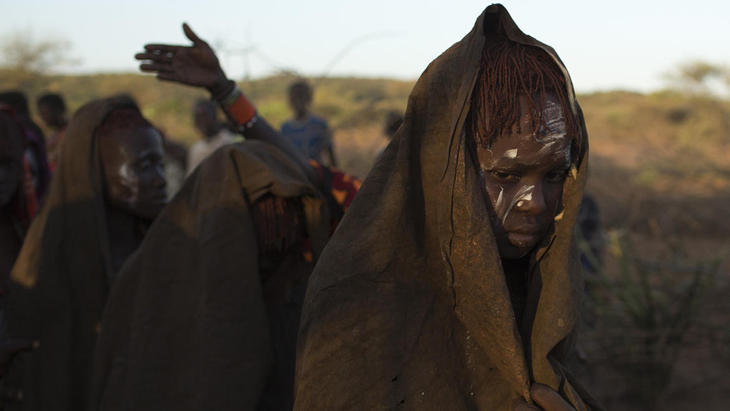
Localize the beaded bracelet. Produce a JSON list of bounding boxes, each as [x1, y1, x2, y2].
[[219, 86, 257, 129]]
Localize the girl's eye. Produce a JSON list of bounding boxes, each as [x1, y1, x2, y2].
[[490, 170, 520, 182], [135, 159, 156, 172], [545, 169, 569, 183]]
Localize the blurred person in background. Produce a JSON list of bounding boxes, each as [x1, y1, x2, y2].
[[36, 93, 68, 172], [1, 96, 167, 411], [161, 133, 187, 199], [0, 92, 50, 202], [90, 23, 361, 411], [107, 93, 188, 199], [0, 105, 39, 409], [281, 80, 337, 167], [376, 109, 404, 159], [0, 105, 37, 304], [187, 98, 237, 174]]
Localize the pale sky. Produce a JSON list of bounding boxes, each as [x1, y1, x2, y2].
[[2, 0, 728, 93]]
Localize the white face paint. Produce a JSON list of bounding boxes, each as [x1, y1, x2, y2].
[[474, 93, 574, 259], [495, 186, 504, 209], [537, 140, 558, 155], [540, 99, 568, 142], [501, 184, 535, 225], [117, 163, 140, 203], [515, 192, 533, 208]]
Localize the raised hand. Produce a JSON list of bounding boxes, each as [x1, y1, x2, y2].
[[134, 22, 318, 183], [135, 23, 227, 91]]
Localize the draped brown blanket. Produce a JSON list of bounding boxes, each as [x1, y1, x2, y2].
[[90, 141, 329, 410], [294, 5, 601, 410]]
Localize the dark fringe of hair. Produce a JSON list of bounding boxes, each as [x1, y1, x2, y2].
[[288, 80, 313, 102], [251, 194, 306, 260], [96, 108, 153, 139], [469, 36, 577, 149]]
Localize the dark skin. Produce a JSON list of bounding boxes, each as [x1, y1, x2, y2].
[[476, 95, 576, 411], [477, 94, 573, 260], [134, 23, 316, 184], [99, 124, 167, 273], [100, 125, 167, 221], [288, 87, 311, 121], [137, 24, 575, 411], [37, 103, 67, 131]]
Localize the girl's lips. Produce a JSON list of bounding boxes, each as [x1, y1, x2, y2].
[[507, 231, 540, 249]]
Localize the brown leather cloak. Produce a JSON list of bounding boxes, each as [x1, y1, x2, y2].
[[4, 97, 142, 411], [90, 141, 329, 410], [294, 5, 600, 410]]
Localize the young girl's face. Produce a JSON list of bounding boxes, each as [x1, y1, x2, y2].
[[476, 93, 574, 259], [101, 126, 168, 220]]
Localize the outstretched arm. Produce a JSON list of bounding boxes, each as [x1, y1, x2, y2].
[[135, 23, 316, 183]]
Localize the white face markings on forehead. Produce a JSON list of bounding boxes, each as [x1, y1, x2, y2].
[[504, 149, 518, 159], [544, 98, 562, 122], [537, 140, 557, 155], [538, 98, 569, 144]]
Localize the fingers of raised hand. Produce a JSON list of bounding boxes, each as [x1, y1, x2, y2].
[[143, 44, 183, 53], [140, 62, 175, 73], [530, 384, 575, 411], [135, 51, 174, 64], [182, 22, 207, 46]]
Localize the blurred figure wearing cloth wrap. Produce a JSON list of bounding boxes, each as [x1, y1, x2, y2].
[[294, 4, 602, 411], [90, 22, 359, 411], [36, 93, 69, 172], [90, 142, 330, 411], [2, 97, 167, 411]]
